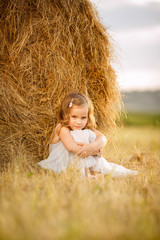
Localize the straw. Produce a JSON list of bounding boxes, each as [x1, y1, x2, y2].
[[0, 0, 122, 168]]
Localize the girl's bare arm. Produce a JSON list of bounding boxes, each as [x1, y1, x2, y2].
[[58, 126, 107, 158], [92, 129, 107, 148], [77, 129, 107, 158], [59, 127, 83, 153]]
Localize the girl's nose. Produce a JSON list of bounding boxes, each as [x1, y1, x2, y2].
[[77, 119, 81, 124]]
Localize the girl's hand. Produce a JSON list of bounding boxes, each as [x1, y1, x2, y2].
[[95, 148, 103, 158], [77, 142, 85, 147], [77, 143, 99, 158], [76, 131, 107, 158]]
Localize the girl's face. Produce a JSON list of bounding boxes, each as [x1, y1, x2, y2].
[[68, 105, 88, 130]]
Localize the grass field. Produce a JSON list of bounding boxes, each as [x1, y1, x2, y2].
[[122, 112, 160, 127], [0, 126, 160, 240]]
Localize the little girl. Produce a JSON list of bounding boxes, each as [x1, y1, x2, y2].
[[38, 93, 138, 178]]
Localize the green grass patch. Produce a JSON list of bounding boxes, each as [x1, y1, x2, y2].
[[122, 112, 160, 127]]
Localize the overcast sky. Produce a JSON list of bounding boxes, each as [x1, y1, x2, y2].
[[90, 0, 160, 91]]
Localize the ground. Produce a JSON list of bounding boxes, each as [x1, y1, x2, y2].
[[0, 126, 160, 240]]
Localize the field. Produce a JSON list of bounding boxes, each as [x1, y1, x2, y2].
[[122, 112, 160, 127], [0, 126, 160, 240]]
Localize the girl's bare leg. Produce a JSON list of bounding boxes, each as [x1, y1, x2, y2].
[[90, 170, 100, 176], [85, 167, 91, 177], [90, 165, 100, 176], [85, 167, 102, 178]]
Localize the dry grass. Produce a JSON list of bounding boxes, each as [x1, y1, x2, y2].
[[0, 0, 121, 167], [0, 126, 160, 240], [1, 2, 159, 238]]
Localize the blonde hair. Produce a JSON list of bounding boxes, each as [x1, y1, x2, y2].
[[59, 93, 96, 129]]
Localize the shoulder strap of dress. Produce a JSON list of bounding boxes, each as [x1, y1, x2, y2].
[[50, 123, 61, 143], [54, 123, 61, 133]]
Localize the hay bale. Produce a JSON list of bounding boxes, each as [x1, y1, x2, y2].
[[0, 0, 121, 167]]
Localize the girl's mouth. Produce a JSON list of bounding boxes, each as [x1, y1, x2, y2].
[[74, 126, 82, 129]]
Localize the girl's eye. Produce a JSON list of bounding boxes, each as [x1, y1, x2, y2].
[[71, 116, 77, 118], [82, 117, 87, 119]]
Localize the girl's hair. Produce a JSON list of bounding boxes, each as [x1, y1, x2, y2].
[[59, 92, 96, 129]]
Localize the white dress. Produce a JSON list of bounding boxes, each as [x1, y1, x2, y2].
[[38, 129, 138, 177]]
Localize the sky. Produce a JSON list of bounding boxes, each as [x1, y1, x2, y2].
[[90, 0, 160, 91]]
